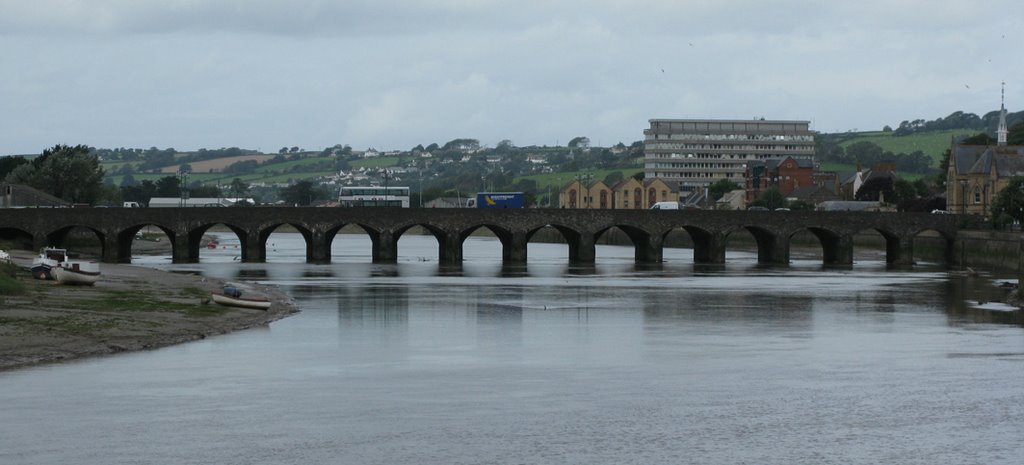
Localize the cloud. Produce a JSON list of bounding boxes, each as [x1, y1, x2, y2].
[[1, 1, 1022, 153]]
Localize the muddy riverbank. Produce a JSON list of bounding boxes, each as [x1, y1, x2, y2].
[[0, 249, 298, 372]]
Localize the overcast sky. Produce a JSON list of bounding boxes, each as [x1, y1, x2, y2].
[[1, 0, 1020, 155]]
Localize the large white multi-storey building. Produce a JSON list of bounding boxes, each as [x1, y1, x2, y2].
[[643, 118, 815, 199]]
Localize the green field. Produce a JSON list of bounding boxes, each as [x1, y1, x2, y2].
[[252, 156, 335, 173], [834, 129, 977, 164], [350, 155, 401, 169]]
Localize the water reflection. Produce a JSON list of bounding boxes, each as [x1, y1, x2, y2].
[[236, 268, 269, 280], [135, 233, 1024, 333], [335, 285, 410, 326]]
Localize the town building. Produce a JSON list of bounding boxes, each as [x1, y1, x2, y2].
[[644, 118, 815, 201], [557, 178, 676, 209], [744, 155, 816, 203], [946, 87, 1024, 216], [559, 179, 612, 209]]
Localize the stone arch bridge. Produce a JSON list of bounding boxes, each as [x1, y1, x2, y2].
[[0, 207, 965, 266]]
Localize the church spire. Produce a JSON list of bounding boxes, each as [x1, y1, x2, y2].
[[997, 81, 1008, 146]]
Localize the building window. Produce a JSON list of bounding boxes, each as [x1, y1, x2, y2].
[[974, 191, 981, 204]]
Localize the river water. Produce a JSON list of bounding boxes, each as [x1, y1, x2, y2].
[[2, 233, 1023, 464]]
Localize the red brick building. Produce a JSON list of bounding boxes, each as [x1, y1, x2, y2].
[[745, 156, 815, 202]]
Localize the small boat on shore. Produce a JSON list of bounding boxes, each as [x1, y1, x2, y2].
[[31, 247, 68, 280], [211, 286, 271, 310], [51, 261, 101, 285]]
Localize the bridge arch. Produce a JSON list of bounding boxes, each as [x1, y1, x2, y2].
[[595, 223, 660, 263], [390, 222, 450, 263], [116, 223, 176, 263], [0, 226, 34, 251], [659, 225, 722, 263], [848, 226, 903, 265], [796, 226, 846, 265], [44, 224, 107, 261], [910, 228, 957, 265], [188, 222, 248, 263], [325, 223, 378, 263], [256, 221, 316, 263], [724, 225, 786, 264], [460, 224, 515, 262], [526, 223, 588, 263]]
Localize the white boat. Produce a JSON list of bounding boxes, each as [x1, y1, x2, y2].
[[31, 247, 68, 280], [211, 291, 272, 310], [51, 261, 101, 285]]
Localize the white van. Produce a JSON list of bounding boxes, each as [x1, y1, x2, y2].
[[123, 201, 140, 208], [650, 201, 680, 210]]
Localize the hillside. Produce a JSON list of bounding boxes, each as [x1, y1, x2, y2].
[[827, 129, 976, 165], [85, 107, 1022, 206]]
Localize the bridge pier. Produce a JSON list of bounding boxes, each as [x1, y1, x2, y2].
[[763, 236, 790, 265], [171, 235, 191, 264], [244, 231, 264, 263], [308, 230, 331, 264], [569, 234, 596, 264], [635, 234, 664, 263], [693, 233, 726, 264], [823, 234, 854, 265], [504, 232, 529, 263], [372, 230, 398, 263], [887, 235, 914, 266], [101, 232, 120, 263], [440, 232, 462, 264]]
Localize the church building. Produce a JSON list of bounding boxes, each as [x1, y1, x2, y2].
[[946, 84, 1024, 216]]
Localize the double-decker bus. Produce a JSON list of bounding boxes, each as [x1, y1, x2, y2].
[[338, 186, 410, 207]]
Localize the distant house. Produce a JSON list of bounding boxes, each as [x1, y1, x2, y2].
[[0, 183, 69, 208], [526, 154, 547, 165]]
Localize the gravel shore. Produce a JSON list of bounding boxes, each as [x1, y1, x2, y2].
[[0, 249, 299, 372]]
